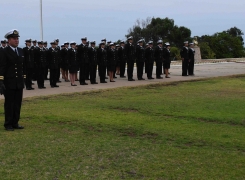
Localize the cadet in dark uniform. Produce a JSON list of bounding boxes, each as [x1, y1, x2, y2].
[[145, 41, 154, 79], [77, 37, 89, 85], [118, 41, 127, 78], [47, 41, 60, 88], [60, 42, 70, 82], [54, 39, 61, 83], [88, 41, 98, 84], [180, 41, 189, 76], [154, 40, 164, 79], [23, 39, 35, 90], [144, 43, 149, 74], [125, 36, 135, 81], [68, 41, 78, 86], [43, 41, 49, 80], [115, 44, 120, 76], [136, 39, 145, 80], [97, 41, 107, 83], [0, 29, 26, 131], [163, 42, 171, 78], [34, 41, 47, 89], [31, 40, 38, 81], [1, 40, 7, 49], [107, 43, 117, 82], [188, 43, 195, 76]]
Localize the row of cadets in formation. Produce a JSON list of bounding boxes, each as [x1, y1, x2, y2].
[[1, 37, 195, 89]]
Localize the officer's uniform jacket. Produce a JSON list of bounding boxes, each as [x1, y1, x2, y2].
[[47, 48, 60, 69], [78, 43, 89, 64], [180, 46, 189, 60], [188, 48, 195, 61], [88, 47, 97, 65], [145, 47, 154, 63], [118, 46, 127, 63], [23, 46, 34, 68], [154, 45, 164, 63], [34, 47, 47, 68], [68, 48, 78, 67], [125, 42, 135, 63], [97, 48, 107, 67], [0, 46, 26, 89], [136, 45, 145, 63], [163, 48, 171, 63]]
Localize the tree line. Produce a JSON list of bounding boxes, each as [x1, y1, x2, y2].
[[125, 17, 245, 59]]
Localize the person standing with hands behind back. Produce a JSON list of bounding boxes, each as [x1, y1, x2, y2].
[[0, 29, 26, 131]]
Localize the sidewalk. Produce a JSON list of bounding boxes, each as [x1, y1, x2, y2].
[[0, 62, 244, 100]]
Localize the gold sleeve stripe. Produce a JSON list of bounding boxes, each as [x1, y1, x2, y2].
[[0, 76, 4, 80]]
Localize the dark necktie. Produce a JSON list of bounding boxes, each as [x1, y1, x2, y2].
[[15, 48, 19, 56]]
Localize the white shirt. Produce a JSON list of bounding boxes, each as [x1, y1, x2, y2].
[[9, 45, 19, 55]]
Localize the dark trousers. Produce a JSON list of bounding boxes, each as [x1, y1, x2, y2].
[[50, 68, 58, 86], [37, 67, 45, 88], [146, 62, 153, 78], [90, 64, 97, 83], [136, 61, 144, 79], [4, 88, 23, 128], [156, 62, 162, 77], [188, 60, 194, 75], [99, 64, 106, 82], [79, 63, 86, 83], [120, 61, 126, 77], [182, 59, 189, 76], [127, 61, 134, 80], [25, 67, 33, 88], [85, 63, 90, 80]]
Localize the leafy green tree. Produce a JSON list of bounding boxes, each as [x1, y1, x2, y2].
[[126, 17, 191, 48], [199, 42, 216, 59], [170, 47, 181, 60]]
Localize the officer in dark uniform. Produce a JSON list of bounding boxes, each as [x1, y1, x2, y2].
[[31, 40, 38, 81], [68, 41, 79, 86], [180, 41, 189, 76], [23, 39, 35, 90], [107, 43, 117, 82], [163, 42, 171, 78], [60, 42, 70, 82], [97, 41, 107, 83], [125, 36, 135, 81], [43, 41, 49, 80], [34, 41, 47, 89], [88, 41, 98, 84], [154, 40, 164, 79], [188, 43, 195, 76], [77, 37, 89, 85], [54, 39, 61, 83], [0, 29, 26, 131], [136, 39, 146, 80], [145, 41, 154, 79], [118, 41, 127, 78], [47, 41, 60, 88], [1, 40, 7, 49]]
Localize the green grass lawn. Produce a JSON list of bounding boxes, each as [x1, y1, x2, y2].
[[1, 75, 245, 179]]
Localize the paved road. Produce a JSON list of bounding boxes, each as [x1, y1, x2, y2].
[[0, 62, 244, 100]]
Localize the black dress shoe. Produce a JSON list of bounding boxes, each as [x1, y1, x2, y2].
[[54, 85, 59, 87], [113, 76, 117, 78], [71, 84, 77, 86], [57, 81, 62, 83], [42, 86, 46, 89], [105, 77, 108, 79], [148, 77, 155, 80], [75, 79, 79, 81], [51, 86, 54, 88], [100, 81, 107, 83], [26, 87, 34, 90], [31, 87, 35, 90], [182, 75, 188, 76], [13, 125, 24, 129], [5, 127, 14, 131], [120, 76, 126, 78], [110, 80, 115, 82], [128, 79, 135, 81], [165, 76, 170, 78], [32, 83, 35, 85], [80, 82, 88, 85]]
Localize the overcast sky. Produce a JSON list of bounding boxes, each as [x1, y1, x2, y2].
[[0, 0, 244, 46]]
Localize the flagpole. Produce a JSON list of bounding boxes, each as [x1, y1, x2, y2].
[[40, 0, 43, 40]]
